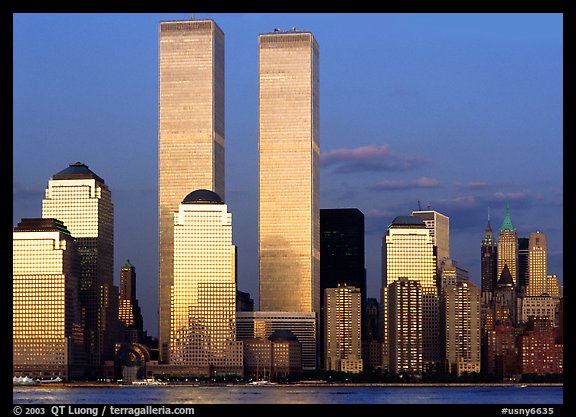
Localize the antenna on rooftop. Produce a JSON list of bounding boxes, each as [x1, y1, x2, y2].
[[418, 200, 422, 211]]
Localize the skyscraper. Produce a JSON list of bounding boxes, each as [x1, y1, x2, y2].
[[481, 214, 498, 301], [170, 190, 242, 376], [158, 19, 225, 363], [258, 29, 320, 315], [388, 278, 422, 375], [118, 260, 144, 343], [440, 281, 481, 376], [13, 218, 85, 380], [517, 237, 530, 292], [497, 204, 518, 286], [412, 210, 450, 266], [320, 208, 366, 368], [42, 162, 117, 376], [526, 232, 548, 296], [324, 285, 363, 373], [382, 216, 438, 372]]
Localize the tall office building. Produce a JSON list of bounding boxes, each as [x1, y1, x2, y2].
[[42, 162, 117, 376], [497, 204, 518, 286], [118, 260, 144, 343], [320, 208, 366, 368], [440, 281, 481, 376], [517, 237, 530, 292], [388, 278, 423, 375], [481, 215, 498, 301], [526, 232, 548, 296], [382, 216, 438, 372], [158, 19, 225, 362], [13, 218, 85, 380], [324, 285, 363, 373], [170, 190, 242, 376], [412, 210, 450, 266], [258, 29, 320, 314]]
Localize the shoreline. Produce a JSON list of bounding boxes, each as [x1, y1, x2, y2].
[[14, 382, 563, 388]]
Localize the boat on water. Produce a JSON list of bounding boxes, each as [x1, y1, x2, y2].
[[13, 376, 38, 385], [131, 378, 168, 385], [36, 377, 63, 384]]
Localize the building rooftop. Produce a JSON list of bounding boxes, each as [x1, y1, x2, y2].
[[497, 264, 515, 287], [388, 215, 426, 228], [14, 218, 71, 235], [52, 162, 105, 183], [268, 330, 299, 342], [182, 189, 224, 205]]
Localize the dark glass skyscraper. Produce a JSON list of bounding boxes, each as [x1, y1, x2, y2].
[[481, 216, 498, 300], [517, 237, 530, 292], [320, 208, 366, 368], [119, 259, 144, 343]]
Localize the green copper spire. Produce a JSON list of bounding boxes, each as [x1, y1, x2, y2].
[[500, 203, 515, 232]]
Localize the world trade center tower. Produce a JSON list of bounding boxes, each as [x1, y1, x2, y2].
[[158, 19, 225, 362], [258, 29, 320, 315]]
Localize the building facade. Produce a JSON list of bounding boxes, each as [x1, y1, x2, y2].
[[324, 285, 363, 373], [118, 260, 144, 343], [320, 208, 366, 368], [526, 232, 548, 296], [158, 19, 225, 363], [170, 190, 242, 376], [42, 162, 117, 376], [440, 281, 481, 376], [382, 216, 438, 373], [13, 218, 85, 380], [258, 29, 320, 315], [236, 311, 317, 370], [497, 204, 518, 286], [387, 278, 422, 375]]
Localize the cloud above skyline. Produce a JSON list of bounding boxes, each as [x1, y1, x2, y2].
[[320, 144, 428, 174], [370, 176, 442, 191]]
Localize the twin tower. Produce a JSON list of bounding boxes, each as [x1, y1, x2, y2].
[[158, 19, 320, 362]]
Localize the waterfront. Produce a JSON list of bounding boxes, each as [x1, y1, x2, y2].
[[13, 385, 562, 404]]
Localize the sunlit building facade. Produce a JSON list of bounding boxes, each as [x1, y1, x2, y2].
[[236, 311, 317, 370], [440, 281, 481, 376], [170, 190, 242, 376], [382, 216, 437, 373], [42, 162, 117, 376], [497, 204, 518, 286], [159, 19, 225, 363], [258, 30, 320, 315], [324, 285, 363, 372], [526, 232, 548, 296], [13, 218, 85, 380]]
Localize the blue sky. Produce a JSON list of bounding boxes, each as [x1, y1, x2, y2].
[[13, 13, 563, 337]]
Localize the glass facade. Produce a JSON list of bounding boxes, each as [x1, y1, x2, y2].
[[170, 196, 241, 375], [258, 31, 320, 314], [42, 164, 115, 373], [13, 219, 85, 380], [159, 19, 225, 363]]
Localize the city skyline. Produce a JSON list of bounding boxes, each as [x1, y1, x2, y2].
[[13, 13, 563, 338]]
